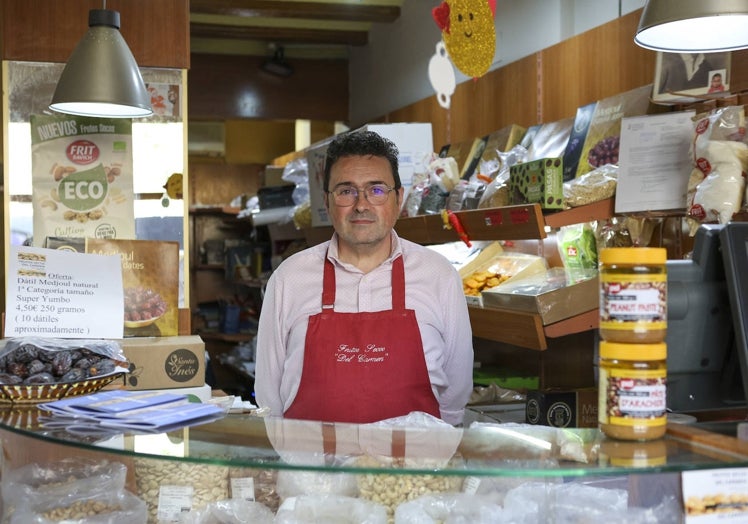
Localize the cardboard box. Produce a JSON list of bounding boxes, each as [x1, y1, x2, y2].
[[118, 335, 206, 390], [307, 123, 434, 227], [481, 268, 599, 325], [509, 157, 565, 209], [526, 387, 598, 428], [459, 243, 547, 307]]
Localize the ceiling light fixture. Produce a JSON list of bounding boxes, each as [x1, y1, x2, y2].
[[635, 0, 748, 53], [260, 46, 294, 78], [49, 7, 153, 118]]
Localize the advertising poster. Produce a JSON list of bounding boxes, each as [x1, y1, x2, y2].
[[30, 114, 135, 246]]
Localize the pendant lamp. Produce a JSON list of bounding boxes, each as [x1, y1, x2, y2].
[[49, 8, 153, 118], [635, 0, 748, 53]]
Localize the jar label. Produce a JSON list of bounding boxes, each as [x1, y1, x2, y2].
[[600, 274, 667, 326], [598, 367, 667, 427]]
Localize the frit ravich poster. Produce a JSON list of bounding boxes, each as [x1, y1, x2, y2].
[[30, 114, 135, 246]]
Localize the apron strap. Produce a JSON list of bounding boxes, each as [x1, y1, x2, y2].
[[391, 255, 405, 312], [322, 251, 406, 311], [322, 257, 336, 309]]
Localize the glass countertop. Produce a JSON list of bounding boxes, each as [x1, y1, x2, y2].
[[1, 405, 748, 478]]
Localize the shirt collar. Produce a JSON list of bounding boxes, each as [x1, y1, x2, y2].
[[328, 230, 403, 268]]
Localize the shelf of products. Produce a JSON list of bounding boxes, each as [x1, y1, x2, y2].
[[2, 407, 748, 522], [304, 198, 613, 350]]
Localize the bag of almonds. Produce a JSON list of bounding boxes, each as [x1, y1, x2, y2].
[[133, 458, 229, 524]]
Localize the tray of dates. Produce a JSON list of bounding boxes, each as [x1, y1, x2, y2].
[[0, 338, 129, 403]]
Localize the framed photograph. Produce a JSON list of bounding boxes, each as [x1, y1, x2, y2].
[[652, 51, 731, 104]]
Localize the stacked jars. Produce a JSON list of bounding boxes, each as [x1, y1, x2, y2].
[[597, 248, 668, 441]]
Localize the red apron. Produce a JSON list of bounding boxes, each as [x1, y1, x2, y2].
[[284, 254, 440, 423]]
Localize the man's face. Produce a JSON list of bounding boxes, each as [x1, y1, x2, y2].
[[325, 155, 403, 251]]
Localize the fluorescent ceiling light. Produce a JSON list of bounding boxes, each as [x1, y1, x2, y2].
[[50, 9, 153, 118]]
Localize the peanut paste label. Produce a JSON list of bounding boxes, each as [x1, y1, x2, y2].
[[600, 273, 667, 330], [30, 114, 135, 246], [598, 367, 667, 427]]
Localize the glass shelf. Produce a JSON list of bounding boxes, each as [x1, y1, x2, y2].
[[2, 406, 748, 478]]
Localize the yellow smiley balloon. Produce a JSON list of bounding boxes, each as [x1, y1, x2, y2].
[[439, 0, 496, 79]]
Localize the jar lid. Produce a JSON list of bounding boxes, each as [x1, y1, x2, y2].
[[600, 341, 667, 360], [599, 247, 667, 265]]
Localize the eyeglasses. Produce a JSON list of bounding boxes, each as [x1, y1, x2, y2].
[[327, 183, 396, 206]]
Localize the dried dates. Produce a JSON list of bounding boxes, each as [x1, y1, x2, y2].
[[0, 343, 117, 386], [124, 287, 167, 324]]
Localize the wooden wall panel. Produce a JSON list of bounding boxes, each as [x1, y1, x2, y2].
[[1, 0, 189, 68], [189, 54, 348, 122], [540, 10, 656, 123], [384, 9, 658, 149], [385, 52, 538, 150]]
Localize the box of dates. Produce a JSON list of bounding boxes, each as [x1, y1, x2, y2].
[[117, 335, 205, 390], [562, 84, 652, 181], [85, 239, 179, 337]]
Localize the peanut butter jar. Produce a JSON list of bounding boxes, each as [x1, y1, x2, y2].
[[599, 247, 667, 343], [598, 341, 667, 441]]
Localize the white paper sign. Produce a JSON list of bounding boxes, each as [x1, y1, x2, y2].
[[682, 467, 748, 522], [5, 245, 124, 338], [615, 111, 696, 214]]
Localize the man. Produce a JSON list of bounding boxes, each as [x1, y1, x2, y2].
[[255, 130, 474, 425]]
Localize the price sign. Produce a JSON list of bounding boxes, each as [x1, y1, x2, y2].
[[5, 245, 124, 339]]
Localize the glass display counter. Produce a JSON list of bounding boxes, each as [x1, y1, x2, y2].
[[1, 405, 748, 522]]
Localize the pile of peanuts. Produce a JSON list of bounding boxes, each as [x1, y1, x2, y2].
[[40, 499, 122, 521]]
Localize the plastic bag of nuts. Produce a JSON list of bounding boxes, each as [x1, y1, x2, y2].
[[355, 413, 465, 519], [1, 458, 128, 519], [133, 458, 229, 523], [8, 490, 146, 524], [356, 455, 464, 518], [227, 467, 281, 513]]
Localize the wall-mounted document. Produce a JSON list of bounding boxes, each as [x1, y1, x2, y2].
[[615, 111, 695, 214]]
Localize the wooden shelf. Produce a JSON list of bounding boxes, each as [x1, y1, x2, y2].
[[303, 199, 615, 246], [469, 306, 600, 350]]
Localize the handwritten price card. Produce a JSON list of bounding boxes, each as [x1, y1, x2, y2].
[[6, 245, 124, 338]]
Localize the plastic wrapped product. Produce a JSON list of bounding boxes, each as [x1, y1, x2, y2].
[[275, 494, 388, 524]]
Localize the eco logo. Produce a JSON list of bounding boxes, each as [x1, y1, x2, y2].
[[58, 164, 109, 211]]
